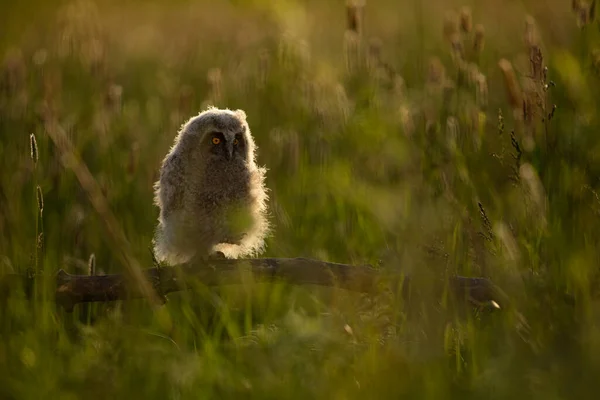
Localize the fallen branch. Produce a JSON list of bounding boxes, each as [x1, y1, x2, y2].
[[1, 257, 508, 312]]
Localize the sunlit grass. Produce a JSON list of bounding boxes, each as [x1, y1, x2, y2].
[[1, 0, 600, 398]]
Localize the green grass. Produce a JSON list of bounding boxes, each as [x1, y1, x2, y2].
[[2, 0, 600, 398]]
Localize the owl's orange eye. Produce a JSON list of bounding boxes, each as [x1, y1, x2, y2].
[[212, 137, 221, 145], [233, 138, 239, 145]]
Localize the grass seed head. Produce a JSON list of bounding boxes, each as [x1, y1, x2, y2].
[[368, 37, 383, 65], [476, 73, 488, 108], [451, 35, 465, 61], [577, 5, 590, 26], [37, 232, 44, 251], [498, 59, 523, 111], [524, 16, 538, 47], [473, 24, 485, 55], [36, 185, 43, 214], [88, 253, 96, 276], [446, 116, 459, 151], [427, 57, 446, 85], [29, 133, 38, 164], [443, 11, 459, 42], [346, 2, 364, 35], [460, 7, 473, 33]]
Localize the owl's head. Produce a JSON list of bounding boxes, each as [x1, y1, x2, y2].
[[178, 106, 255, 163]]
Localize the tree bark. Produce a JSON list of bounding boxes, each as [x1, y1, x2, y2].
[[1, 257, 508, 312]]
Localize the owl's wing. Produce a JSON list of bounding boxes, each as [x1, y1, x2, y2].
[[155, 152, 185, 217]]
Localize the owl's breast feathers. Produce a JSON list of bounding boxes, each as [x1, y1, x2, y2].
[[191, 161, 253, 211]]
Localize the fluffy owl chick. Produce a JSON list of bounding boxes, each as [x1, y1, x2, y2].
[[153, 106, 269, 265]]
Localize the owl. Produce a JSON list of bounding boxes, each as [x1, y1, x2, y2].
[[153, 106, 269, 265]]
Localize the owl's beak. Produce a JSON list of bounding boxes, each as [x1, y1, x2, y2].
[[225, 143, 234, 160]]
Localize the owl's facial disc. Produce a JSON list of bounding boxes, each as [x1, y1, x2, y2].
[[208, 132, 226, 159], [232, 133, 249, 161], [208, 131, 247, 161]]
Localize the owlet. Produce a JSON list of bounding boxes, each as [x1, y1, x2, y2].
[[153, 106, 269, 265]]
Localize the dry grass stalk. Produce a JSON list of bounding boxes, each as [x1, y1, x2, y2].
[[476, 73, 488, 108], [127, 141, 140, 178], [450, 34, 465, 62], [427, 57, 446, 86], [399, 105, 415, 137], [577, 6, 590, 26], [446, 116, 460, 151], [257, 49, 270, 88], [459, 7, 473, 33], [519, 163, 548, 229], [344, 31, 361, 73], [36, 186, 44, 214], [524, 16, 538, 48], [443, 80, 456, 109], [207, 67, 223, 104], [43, 117, 162, 306], [473, 24, 485, 56], [521, 43, 548, 139], [105, 83, 122, 112], [393, 74, 406, 99], [346, 1, 364, 35], [593, 49, 600, 73], [498, 59, 524, 112], [344, 1, 366, 73], [443, 11, 459, 42], [529, 45, 544, 82], [367, 37, 383, 70], [467, 63, 481, 86], [572, 0, 596, 25]]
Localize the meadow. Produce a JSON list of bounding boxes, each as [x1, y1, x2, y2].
[[1, 0, 600, 398]]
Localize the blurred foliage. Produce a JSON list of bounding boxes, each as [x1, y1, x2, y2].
[[1, 0, 600, 398]]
